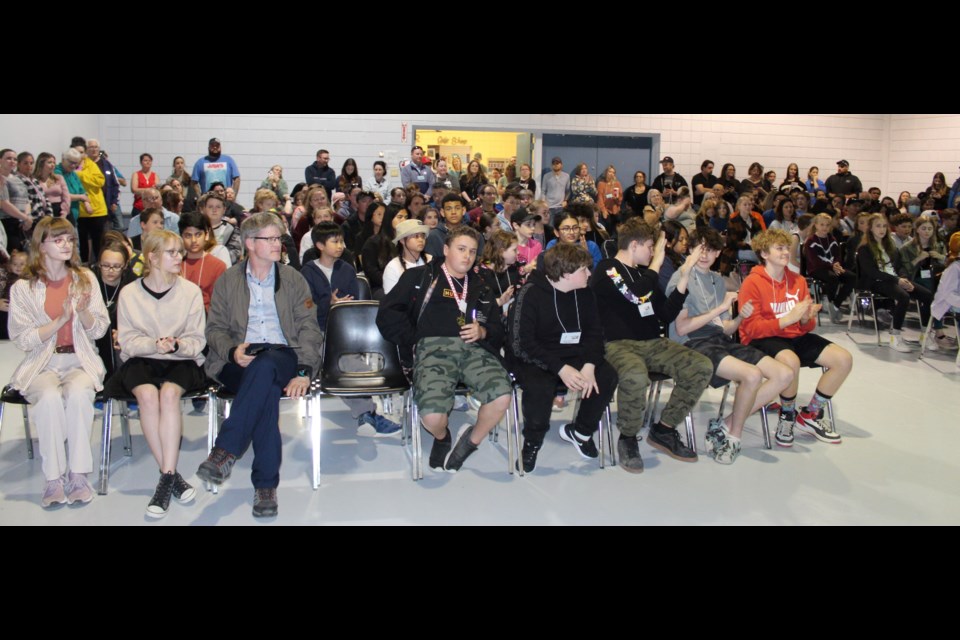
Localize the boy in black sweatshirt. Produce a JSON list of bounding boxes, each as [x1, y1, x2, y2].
[[590, 218, 712, 473], [509, 244, 618, 472]]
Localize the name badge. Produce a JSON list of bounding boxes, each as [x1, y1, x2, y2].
[[457, 300, 467, 314], [711, 316, 724, 328], [639, 302, 654, 317], [921, 269, 932, 279], [560, 331, 581, 344], [416, 174, 427, 182]]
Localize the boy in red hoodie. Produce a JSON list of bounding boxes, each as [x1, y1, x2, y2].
[[739, 229, 853, 447]]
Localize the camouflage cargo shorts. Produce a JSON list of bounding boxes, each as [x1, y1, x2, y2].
[[413, 337, 512, 416]]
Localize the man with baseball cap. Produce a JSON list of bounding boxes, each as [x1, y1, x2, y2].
[[191, 138, 240, 197], [541, 156, 570, 226], [824, 160, 862, 202], [651, 156, 688, 205]]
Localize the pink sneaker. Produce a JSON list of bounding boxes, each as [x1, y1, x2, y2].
[[41, 478, 67, 508], [65, 472, 95, 505]]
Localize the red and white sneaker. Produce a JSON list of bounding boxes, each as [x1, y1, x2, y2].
[[796, 407, 842, 444]]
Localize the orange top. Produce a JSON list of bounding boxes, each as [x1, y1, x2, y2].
[[44, 276, 74, 347], [597, 180, 622, 218]]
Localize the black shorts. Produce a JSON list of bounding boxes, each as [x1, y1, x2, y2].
[[104, 357, 208, 398], [685, 334, 767, 388], [748, 333, 833, 368]]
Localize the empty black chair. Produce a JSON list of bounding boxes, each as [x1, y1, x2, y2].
[[318, 301, 410, 483], [0, 385, 34, 460], [355, 275, 372, 301]]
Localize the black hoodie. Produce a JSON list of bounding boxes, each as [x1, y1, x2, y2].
[[509, 271, 604, 375]]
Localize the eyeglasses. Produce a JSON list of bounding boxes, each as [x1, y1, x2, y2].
[[558, 226, 580, 233], [253, 236, 283, 244], [99, 263, 125, 271], [164, 249, 186, 258], [45, 236, 76, 247]]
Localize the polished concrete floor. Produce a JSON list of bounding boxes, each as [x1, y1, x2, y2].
[[1, 322, 958, 526]]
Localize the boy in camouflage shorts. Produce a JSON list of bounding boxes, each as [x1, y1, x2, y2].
[[377, 226, 512, 473]]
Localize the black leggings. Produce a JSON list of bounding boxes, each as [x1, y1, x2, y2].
[[810, 268, 856, 305], [78, 216, 108, 263], [867, 279, 933, 330]]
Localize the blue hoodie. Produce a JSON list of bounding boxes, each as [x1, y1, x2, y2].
[[301, 258, 360, 331]]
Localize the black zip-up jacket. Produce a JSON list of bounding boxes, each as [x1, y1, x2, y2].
[[856, 244, 904, 289], [509, 271, 604, 375], [376, 259, 504, 368]]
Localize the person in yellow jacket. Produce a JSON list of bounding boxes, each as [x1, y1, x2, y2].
[[75, 142, 107, 263]]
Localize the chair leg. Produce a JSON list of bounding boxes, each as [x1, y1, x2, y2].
[[825, 398, 836, 435], [22, 405, 34, 460], [311, 395, 321, 490], [120, 401, 132, 457], [870, 294, 881, 346], [511, 388, 523, 478], [684, 413, 696, 455], [717, 383, 730, 421], [400, 391, 410, 447], [605, 404, 616, 466], [920, 313, 935, 358], [505, 397, 514, 475], [410, 397, 421, 481], [650, 381, 664, 427], [97, 399, 114, 495], [598, 406, 605, 469], [760, 405, 771, 450]]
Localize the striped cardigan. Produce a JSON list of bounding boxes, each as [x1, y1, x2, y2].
[[7, 269, 111, 392]]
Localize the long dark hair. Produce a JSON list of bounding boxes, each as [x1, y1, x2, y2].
[[661, 220, 687, 268]]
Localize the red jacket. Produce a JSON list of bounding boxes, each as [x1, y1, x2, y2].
[[738, 264, 816, 345]]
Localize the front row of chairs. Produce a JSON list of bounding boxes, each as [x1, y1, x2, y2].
[[1, 301, 837, 498]]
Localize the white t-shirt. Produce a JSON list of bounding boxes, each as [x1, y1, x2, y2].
[[382, 255, 426, 294]]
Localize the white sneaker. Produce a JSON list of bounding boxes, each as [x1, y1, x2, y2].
[[902, 331, 922, 345], [889, 332, 913, 353], [924, 331, 939, 352], [828, 300, 844, 324]]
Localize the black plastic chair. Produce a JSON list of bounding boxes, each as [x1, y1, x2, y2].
[[319, 301, 410, 484], [0, 385, 34, 460], [355, 275, 372, 301]]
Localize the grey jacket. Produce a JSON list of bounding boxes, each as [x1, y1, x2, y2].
[[205, 260, 323, 380]]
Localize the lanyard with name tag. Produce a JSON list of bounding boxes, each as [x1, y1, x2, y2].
[[554, 287, 582, 344]]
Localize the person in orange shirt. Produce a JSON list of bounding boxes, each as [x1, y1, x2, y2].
[[739, 229, 852, 448], [596, 165, 622, 226]]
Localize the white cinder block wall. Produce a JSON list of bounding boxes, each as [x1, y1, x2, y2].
[[5, 115, 960, 210]]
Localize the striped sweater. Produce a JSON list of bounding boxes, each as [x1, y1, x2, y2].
[[7, 269, 110, 391]]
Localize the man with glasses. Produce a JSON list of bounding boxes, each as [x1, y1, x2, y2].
[[400, 146, 435, 198], [126, 189, 181, 242], [467, 184, 499, 226], [196, 212, 323, 518]]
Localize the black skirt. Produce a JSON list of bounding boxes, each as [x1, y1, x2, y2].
[[103, 357, 208, 398]]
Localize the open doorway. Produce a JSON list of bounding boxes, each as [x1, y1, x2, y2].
[[413, 128, 533, 188]]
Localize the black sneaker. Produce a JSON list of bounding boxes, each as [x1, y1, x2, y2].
[[146, 472, 175, 519], [196, 446, 237, 485], [252, 488, 278, 518], [776, 410, 796, 448], [647, 425, 697, 462], [171, 471, 196, 503], [518, 439, 542, 473], [559, 423, 599, 459], [617, 435, 644, 474], [445, 426, 479, 473], [429, 430, 452, 472]]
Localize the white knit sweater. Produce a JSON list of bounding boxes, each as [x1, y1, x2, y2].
[[117, 276, 206, 365], [7, 269, 111, 391]]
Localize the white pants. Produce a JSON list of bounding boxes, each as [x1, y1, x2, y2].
[[22, 354, 96, 481]]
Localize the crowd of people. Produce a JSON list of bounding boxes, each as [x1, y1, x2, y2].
[[3, 137, 960, 520]]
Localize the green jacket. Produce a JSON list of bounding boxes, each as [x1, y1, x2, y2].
[[205, 259, 323, 380]]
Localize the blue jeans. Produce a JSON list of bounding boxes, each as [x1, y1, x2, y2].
[[215, 347, 298, 489]]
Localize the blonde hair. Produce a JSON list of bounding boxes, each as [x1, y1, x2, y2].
[[812, 212, 833, 228], [751, 228, 794, 262], [254, 188, 279, 212], [24, 217, 91, 295], [142, 230, 183, 278]]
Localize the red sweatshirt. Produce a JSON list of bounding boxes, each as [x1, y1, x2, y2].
[[738, 264, 816, 345]]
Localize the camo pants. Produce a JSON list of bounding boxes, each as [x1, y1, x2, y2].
[[604, 338, 713, 437], [414, 337, 512, 416]]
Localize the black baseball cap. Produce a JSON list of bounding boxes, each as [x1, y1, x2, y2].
[[511, 207, 542, 226]]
